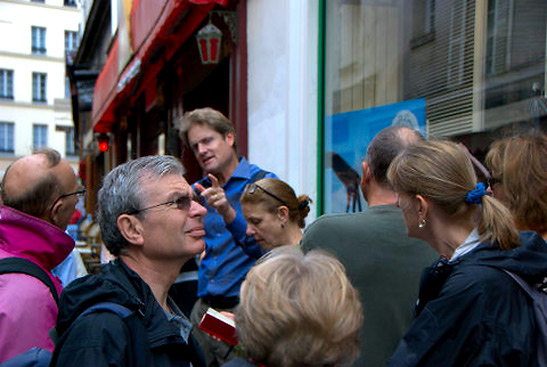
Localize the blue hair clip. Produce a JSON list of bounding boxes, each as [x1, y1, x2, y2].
[[465, 182, 487, 204], [298, 200, 309, 211]]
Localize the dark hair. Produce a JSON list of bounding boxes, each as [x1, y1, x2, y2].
[[366, 126, 423, 187], [241, 178, 312, 228], [176, 107, 237, 152], [1, 148, 63, 218]]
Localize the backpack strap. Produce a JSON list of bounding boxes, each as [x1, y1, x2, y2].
[[76, 301, 134, 320], [0, 257, 59, 305], [75, 302, 153, 366], [495, 268, 547, 367]]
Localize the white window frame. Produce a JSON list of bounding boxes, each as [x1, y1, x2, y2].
[[65, 30, 79, 52], [65, 127, 76, 155], [32, 72, 47, 102], [486, 0, 514, 76], [0, 69, 14, 99], [33, 124, 48, 149], [0, 122, 15, 153], [447, 0, 467, 86]]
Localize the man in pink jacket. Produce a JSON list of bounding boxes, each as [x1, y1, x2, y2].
[[0, 148, 81, 363]]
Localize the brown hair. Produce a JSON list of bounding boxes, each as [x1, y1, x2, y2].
[[176, 107, 237, 152], [388, 139, 520, 250], [241, 178, 312, 228], [236, 247, 363, 367], [487, 134, 547, 235]]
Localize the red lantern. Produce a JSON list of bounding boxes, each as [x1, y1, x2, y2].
[[97, 133, 109, 152], [196, 20, 222, 64]]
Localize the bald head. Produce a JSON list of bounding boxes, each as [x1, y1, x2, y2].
[[366, 126, 423, 187], [1, 149, 78, 228]]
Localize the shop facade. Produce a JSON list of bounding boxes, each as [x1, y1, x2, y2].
[[71, 0, 547, 221]]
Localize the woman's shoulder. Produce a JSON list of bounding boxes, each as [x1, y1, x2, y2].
[[442, 260, 520, 302]]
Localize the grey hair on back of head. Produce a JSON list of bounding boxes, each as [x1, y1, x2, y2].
[[366, 126, 423, 187]]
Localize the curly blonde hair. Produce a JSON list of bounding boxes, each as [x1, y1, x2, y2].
[[236, 247, 363, 367]]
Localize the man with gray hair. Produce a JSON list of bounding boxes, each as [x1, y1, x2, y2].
[[0, 148, 81, 363], [51, 156, 206, 367], [302, 126, 438, 367]]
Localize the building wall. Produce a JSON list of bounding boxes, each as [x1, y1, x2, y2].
[[0, 0, 81, 171], [247, 0, 319, 221]]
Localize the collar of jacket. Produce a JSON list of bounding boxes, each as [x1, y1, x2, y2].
[[0, 206, 74, 270]]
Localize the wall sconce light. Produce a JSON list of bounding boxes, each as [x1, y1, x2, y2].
[[196, 16, 222, 64]]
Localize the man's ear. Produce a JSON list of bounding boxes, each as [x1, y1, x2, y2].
[[117, 214, 145, 246], [361, 161, 372, 182], [225, 132, 235, 148], [360, 161, 372, 192], [277, 206, 290, 223], [48, 199, 63, 227]]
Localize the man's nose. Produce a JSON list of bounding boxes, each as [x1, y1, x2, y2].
[[190, 200, 207, 216], [197, 143, 208, 155], [246, 225, 254, 236]]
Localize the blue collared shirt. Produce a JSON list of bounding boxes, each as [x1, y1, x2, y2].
[[195, 157, 276, 298]]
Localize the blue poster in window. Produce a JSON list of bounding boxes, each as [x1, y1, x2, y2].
[[324, 98, 426, 214]]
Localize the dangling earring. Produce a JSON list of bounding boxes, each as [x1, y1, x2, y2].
[[418, 218, 427, 228], [280, 222, 285, 229]]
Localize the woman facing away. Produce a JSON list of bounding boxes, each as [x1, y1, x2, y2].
[[240, 178, 312, 250], [223, 246, 363, 367], [386, 139, 547, 367], [486, 133, 547, 240]]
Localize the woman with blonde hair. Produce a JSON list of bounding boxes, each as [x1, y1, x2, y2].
[[486, 133, 547, 239], [386, 139, 547, 367], [240, 178, 311, 250], [223, 246, 363, 367]]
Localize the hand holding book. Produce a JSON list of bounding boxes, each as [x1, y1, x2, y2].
[[198, 307, 238, 346]]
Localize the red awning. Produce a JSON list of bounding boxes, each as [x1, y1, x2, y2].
[[189, 0, 229, 6], [91, 38, 119, 133], [92, 0, 223, 132]]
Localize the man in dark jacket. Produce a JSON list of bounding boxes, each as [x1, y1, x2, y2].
[[51, 156, 207, 367]]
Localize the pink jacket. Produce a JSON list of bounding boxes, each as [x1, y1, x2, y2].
[[0, 206, 74, 363]]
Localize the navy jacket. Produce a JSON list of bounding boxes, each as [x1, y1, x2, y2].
[[388, 231, 547, 367], [51, 259, 205, 367]]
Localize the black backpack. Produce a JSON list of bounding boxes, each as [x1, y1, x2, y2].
[[499, 269, 547, 367], [49, 301, 152, 366]]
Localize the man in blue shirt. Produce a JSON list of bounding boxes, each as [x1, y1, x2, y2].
[[177, 107, 276, 367]]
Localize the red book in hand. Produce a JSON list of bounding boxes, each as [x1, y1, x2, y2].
[[198, 308, 238, 346]]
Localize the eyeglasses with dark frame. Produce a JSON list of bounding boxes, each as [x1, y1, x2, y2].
[[50, 188, 86, 211], [126, 192, 205, 215], [245, 183, 289, 207]]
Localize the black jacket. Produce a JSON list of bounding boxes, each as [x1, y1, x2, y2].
[[222, 358, 258, 367], [51, 259, 205, 367], [388, 231, 547, 367]]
